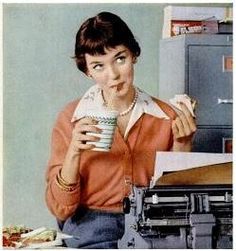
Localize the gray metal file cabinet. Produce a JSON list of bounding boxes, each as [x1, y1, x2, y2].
[[159, 34, 233, 153]]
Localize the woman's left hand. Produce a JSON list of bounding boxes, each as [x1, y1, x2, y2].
[[172, 102, 197, 152]]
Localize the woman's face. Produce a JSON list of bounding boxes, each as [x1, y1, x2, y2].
[[85, 45, 135, 98]]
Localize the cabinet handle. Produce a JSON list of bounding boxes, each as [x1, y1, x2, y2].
[[217, 98, 233, 104]]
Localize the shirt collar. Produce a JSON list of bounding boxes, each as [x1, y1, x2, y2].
[[136, 88, 170, 119], [71, 85, 170, 137]]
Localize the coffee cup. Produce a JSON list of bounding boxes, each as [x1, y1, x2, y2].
[[86, 109, 118, 152]]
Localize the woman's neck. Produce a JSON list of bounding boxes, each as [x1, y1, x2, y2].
[[102, 86, 136, 112]]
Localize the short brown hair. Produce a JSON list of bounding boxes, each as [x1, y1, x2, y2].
[[74, 12, 141, 73]]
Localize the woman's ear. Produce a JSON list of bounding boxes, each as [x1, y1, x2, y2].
[[132, 57, 137, 64], [85, 70, 93, 79]]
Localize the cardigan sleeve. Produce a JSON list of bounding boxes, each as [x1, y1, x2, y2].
[[45, 101, 81, 221]]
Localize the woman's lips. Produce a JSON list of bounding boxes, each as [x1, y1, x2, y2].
[[109, 82, 124, 92], [116, 82, 124, 91]]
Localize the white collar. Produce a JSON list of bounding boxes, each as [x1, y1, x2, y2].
[[71, 85, 170, 138]]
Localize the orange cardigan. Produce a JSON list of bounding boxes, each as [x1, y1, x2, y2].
[[45, 98, 176, 221]]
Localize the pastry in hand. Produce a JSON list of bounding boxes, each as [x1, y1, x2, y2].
[[169, 94, 196, 117]]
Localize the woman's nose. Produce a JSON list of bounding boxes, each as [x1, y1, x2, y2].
[[108, 65, 120, 80]]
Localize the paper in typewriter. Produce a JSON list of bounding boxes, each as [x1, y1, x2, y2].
[[150, 152, 232, 187]]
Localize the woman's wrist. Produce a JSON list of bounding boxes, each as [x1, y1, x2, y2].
[[60, 143, 81, 184], [56, 169, 79, 192], [61, 162, 80, 184]]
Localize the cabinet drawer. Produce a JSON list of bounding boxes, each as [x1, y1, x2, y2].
[[193, 128, 232, 153], [188, 45, 232, 126]]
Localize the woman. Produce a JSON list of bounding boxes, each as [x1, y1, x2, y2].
[[45, 12, 196, 248]]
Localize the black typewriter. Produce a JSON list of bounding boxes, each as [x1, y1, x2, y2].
[[118, 185, 232, 249]]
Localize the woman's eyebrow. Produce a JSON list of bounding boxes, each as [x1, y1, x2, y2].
[[114, 50, 126, 57], [89, 60, 102, 65]]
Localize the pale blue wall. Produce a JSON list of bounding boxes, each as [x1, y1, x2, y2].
[[3, 3, 165, 229], [3, 3, 231, 228]]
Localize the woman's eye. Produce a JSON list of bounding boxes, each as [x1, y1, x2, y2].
[[116, 56, 126, 64], [93, 64, 103, 71]]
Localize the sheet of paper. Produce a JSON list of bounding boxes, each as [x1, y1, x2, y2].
[[150, 151, 233, 187]]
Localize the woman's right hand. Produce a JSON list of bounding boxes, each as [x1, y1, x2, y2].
[[60, 117, 102, 184], [70, 117, 102, 153]]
